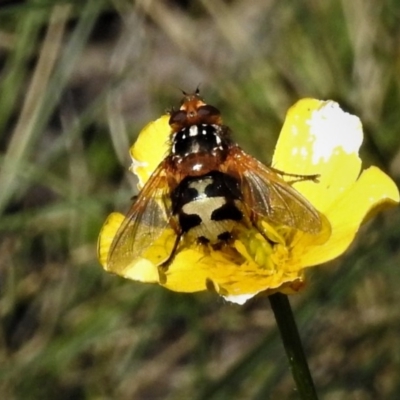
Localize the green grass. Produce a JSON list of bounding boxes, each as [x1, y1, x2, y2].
[[1, 0, 399, 399]]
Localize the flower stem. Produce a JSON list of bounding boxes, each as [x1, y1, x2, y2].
[[269, 293, 318, 399]]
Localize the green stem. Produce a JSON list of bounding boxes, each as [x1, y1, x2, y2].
[[269, 293, 318, 399]]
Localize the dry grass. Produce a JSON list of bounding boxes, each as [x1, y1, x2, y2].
[[0, 1, 399, 399]]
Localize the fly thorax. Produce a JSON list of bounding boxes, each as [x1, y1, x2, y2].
[[171, 124, 227, 159]]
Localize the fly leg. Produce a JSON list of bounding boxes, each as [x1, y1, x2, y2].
[[158, 232, 183, 283], [269, 166, 320, 184]]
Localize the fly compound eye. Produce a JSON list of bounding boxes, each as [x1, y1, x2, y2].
[[197, 105, 220, 119], [169, 110, 187, 126]]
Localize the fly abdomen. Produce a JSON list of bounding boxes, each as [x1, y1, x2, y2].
[[171, 170, 244, 243], [211, 202, 243, 222]]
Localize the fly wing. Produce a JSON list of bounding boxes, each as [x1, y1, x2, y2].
[[106, 161, 175, 271], [226, 147, 322, 234]]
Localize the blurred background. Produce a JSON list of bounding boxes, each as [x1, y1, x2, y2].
[[1, 1, 399, 399]]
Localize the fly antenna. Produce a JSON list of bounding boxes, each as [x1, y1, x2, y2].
[[195, 83, 201, 95]]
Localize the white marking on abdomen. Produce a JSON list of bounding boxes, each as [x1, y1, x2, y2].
[[182, 196, 233, 243]]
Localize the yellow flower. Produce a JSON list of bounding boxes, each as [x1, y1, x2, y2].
[[98, 99, 399, 304]]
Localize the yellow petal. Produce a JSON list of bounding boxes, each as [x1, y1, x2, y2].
[[97, 212, 125, 268], [160, 248, 217, 293], [273, 99, 363, 212], [120, 258, 160, 284], [129, 115, 171, 188], [97, 211, 166, 283], [298, 166, 399, 266], [223, 275, 305, 304], [273, 98, 399, 268], [116, 227, 175, 283]]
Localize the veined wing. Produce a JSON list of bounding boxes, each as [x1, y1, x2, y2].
[[106, 162, 175, 271], [227, 147, 322, 234]]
